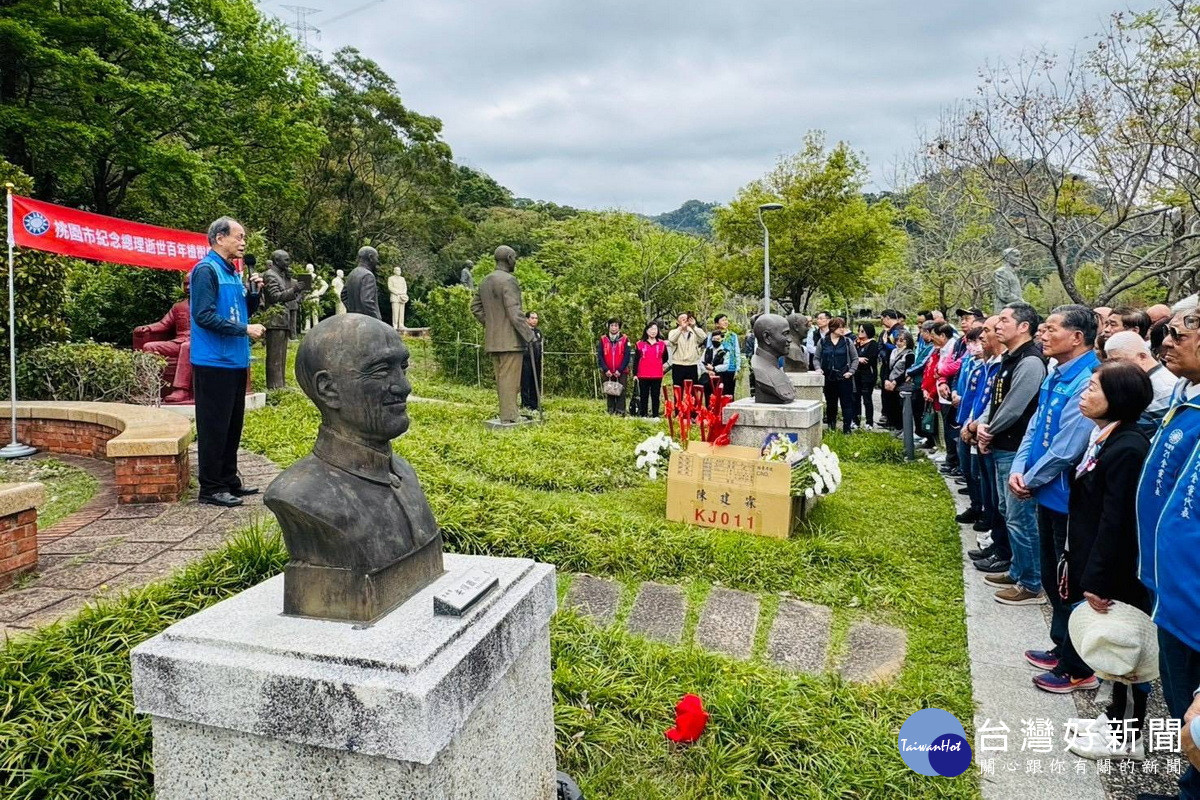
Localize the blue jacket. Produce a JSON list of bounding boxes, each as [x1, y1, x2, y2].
[[908, 336, 933, 377], [189, 250, 259, 369], [707, 331, 741, 373], [1138, 383, 1200, 607], [1013, 350, 1100, 514], [966, 357, 1002, 425], [954, 356, 983, 426]]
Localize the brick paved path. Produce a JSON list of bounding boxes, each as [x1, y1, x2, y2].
[[0, 446, 279, 638]]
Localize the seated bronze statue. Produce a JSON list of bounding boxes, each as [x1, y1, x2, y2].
[[134, 273, 193, 404], [264, 313, 444, 622]]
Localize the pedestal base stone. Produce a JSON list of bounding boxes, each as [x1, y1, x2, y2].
[[133, 553, 557, 800], [785, 372, 825, 403], [724, 398, 823, 453]]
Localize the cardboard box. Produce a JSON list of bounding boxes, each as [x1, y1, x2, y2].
[[665, 442, 798, 539]]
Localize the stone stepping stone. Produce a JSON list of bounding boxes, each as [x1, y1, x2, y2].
[[626, 582, 686, 644], [766, 599, 831, 674], [695, 587, 759, 659], [563, 574, 620, 625], [838, 622, 907, 684]]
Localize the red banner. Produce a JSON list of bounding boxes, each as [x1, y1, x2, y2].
[[7, 194, 208, 272]]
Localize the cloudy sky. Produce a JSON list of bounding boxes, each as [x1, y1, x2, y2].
[[267, 0, 1140, 214]]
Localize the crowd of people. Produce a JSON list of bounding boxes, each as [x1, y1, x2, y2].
[[587, 298, 1200, 792], [884, 298, 1200, 793]]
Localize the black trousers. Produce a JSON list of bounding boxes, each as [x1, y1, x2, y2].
[[941, 406, 960, 468], [823, 376, 856, 433], [1038, 506, 1092, 678], [638, 377, 662, 417], [193, 365, 248, 498], [670, 363, 697, 388], [521, 355, 541, 409], [880, 386, 900, 427], [856, 379, 875, 426], [604, 374, 627, 415]]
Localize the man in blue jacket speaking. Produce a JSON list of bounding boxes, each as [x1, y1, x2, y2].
[[189, 216, 265, 507]]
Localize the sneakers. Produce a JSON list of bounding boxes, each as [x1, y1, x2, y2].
[[956, 508, 982, 524], [967, 545, 995, 560], [1033, 669, 1099, 693], [972, 519, 993, 533], [974, 555, 1011, 573], [1068, 730, 1144, 761], [984, 572, 1016, 587], [1024, 649, 1060, 671], [994, 586, 1046, 605]]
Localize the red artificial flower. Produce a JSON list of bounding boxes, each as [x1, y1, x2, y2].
[[665, 693, 708, 744]]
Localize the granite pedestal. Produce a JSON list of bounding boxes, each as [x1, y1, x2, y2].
[[723, 397, 823, 452], [786, 372, 824, 403], [132, 553, 557, 800]]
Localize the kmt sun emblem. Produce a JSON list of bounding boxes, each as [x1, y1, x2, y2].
[[1170, 429, 1185, 446], [22, 211, 50, 236]]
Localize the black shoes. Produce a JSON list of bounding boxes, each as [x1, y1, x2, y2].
[[230, 486, 260, 497], [972, 519, 993, 533], [955, 508, 982, 524], [968, 545, 995, 561], [199, 491, 243, 507], [975, 555, 1011, 573]]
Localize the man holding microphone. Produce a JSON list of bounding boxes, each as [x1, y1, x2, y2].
[[190, 216, 265, 507]]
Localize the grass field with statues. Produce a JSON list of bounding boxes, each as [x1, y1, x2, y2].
[[0, 340, 974, 799]]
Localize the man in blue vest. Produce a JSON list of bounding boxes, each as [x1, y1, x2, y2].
[[1006, 305, 1102, 693], [1138, 301, 1200, 800], [189, 216, 265, 507]]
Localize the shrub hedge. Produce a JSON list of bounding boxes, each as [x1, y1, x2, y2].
[[14, 342, 164, 404]]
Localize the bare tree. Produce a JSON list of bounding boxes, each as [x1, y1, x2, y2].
[[934, 26, 1200, 304]]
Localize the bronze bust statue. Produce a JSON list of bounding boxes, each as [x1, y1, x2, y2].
[[264, 314, 444, 622], [783, 312, 810, 373], [751, 314, 797, 404]]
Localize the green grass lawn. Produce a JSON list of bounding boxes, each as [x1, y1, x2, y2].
[[0, 457, 98, 530], [0, 340, 977, 799]]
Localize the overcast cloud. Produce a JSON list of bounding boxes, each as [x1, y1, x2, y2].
[[270, 0, 1140, 213]]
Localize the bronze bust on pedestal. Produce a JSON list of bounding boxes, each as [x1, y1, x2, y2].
[[264, 314, 444, 622]]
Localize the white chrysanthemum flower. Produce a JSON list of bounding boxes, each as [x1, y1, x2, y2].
[[805, 487, 815, 500], [648, 465, 658, 481], [813, 474, 825, 494]]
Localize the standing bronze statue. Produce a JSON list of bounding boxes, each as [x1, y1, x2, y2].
[[751, 314, 797, 404], [264, 314, 445, 622], [471, 245, 534, 424], [342, 246, 382, 319], [262, 250, 304, 390]]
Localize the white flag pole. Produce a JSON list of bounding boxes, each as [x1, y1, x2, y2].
[[2, 184, 36, 459]]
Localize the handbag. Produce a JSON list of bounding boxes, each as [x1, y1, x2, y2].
[[602, 380, 623, 397], [628, 379, 642, 416]]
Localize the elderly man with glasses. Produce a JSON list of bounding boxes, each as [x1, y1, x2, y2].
[[1136, 303, 1200, 800]]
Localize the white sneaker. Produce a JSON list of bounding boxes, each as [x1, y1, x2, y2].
[[1067, 716, 1144, 761], [1067, 730, 1144, 761]]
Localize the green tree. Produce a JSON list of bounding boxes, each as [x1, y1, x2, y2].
[[714, 132, 905, 311], [0, 160, 72, 349], [0, 0, 323, 227], [282, 48, 460, 269], [532, 211, 719, 322]]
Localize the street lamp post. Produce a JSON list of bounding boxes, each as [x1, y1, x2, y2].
[[757, 203, 783, 315]]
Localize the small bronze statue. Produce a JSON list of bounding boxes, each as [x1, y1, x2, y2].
[[264, 314, 444, 622], [470, 245, 534, 423], [342, 246, 382, 319], [783, 312, 810, 372], [751, 313, 797, 404], [994, 247, 1024, 313], [261, 250, 304, 390]]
